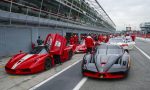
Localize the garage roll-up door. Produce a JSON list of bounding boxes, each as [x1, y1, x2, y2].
[[0, 27, 32, 57]]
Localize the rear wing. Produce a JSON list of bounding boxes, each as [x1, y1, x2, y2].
[[44, 33, 67, 55]]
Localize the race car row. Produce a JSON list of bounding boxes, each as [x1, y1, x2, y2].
[[5, 34, 134, 79]]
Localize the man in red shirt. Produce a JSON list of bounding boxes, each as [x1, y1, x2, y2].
[[131, 34, 136, 41], [105, 35, 110, 43], [98, 34, 103, 43], [74, 34, 79, 44], [85, 35, 94, 53], [70, 36, 75, 45]]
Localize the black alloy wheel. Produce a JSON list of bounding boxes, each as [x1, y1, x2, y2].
[[45, 58, 52, 70]]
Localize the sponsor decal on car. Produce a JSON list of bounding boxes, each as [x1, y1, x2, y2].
[[55, 41, 61, 47]]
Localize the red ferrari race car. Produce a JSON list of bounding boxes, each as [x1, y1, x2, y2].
[[74, 38, 99, 53], [75, 40, 87, 53], [5, 34, 74, 74]]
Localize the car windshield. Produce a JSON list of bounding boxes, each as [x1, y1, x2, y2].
[[30, 46, 48, 54], [97, 49, 107, 55], [97, 49, 122, 55], [96, 45, 123, 55], [107, 49, 123, 54], [109, 38, 124, 43]]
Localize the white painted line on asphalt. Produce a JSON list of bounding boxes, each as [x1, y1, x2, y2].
[[135, 45, 150, 60], [73, 77, 88, 90], [136, 37, 150, 42], [29, 60, 82, 90]]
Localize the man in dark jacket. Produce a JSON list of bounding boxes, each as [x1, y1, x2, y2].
[[37, 36, 43, 45]]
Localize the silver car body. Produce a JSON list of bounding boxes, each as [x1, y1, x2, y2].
[[82, 44, 131, 78]]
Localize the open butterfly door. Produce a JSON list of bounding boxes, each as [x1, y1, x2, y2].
[[44, 33, 66, 55]]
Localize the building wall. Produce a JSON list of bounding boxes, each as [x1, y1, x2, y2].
[[0, 26, 32, 57]]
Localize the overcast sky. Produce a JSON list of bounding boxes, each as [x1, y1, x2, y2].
[[99, 0, 150, 31]]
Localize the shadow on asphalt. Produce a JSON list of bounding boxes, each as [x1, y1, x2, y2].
[[86, 70, 131, 82], [87, 76, 129, 82]]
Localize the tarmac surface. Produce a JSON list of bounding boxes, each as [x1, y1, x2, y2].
[[1, 39, 150, 90]]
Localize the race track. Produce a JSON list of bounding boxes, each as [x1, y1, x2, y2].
[[1, 39, 150, 90]]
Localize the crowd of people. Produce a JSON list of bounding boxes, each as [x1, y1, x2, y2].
[[69, 33, 136, 53], [69, 33, 111, 53], [69, 33, 111, 44]]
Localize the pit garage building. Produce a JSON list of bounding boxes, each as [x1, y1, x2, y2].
[[0, 0, 116, 57]]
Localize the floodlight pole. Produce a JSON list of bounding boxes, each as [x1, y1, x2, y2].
[[38, 0, 44, 27], [9, 0, 13, 25]]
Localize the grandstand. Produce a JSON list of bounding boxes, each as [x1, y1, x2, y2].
[[0, 0, 116, 57], [0, 0, 115, 32]]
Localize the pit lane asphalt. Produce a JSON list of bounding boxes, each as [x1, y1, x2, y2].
[[136, 39, 150, 56], [34, 61, 83, 90], [34, 39, 150, 90]]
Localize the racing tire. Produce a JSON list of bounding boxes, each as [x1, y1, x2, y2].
[[68, 50, 73, 60], [81, 69, 85, 77], [45, 58, 52, 70], [81, 63, 85, 77], [124, 66, 130, 78], [124, 70, 129, 78]]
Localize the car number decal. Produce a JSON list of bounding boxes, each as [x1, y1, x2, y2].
[[55, 41, 61, 47]]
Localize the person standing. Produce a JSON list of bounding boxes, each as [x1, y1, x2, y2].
[[85, 35, 94, 53], [98, 34, 103, 43], [105, 35, 110, 43], [37, 36, 43, 45], [131, 34, 136, 41], [74, 34, 79, 44], [70, 35, 75, 45]]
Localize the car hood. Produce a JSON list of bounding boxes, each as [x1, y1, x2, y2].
[[94, 54, 121, 73], [6, 53, 47, 69]]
